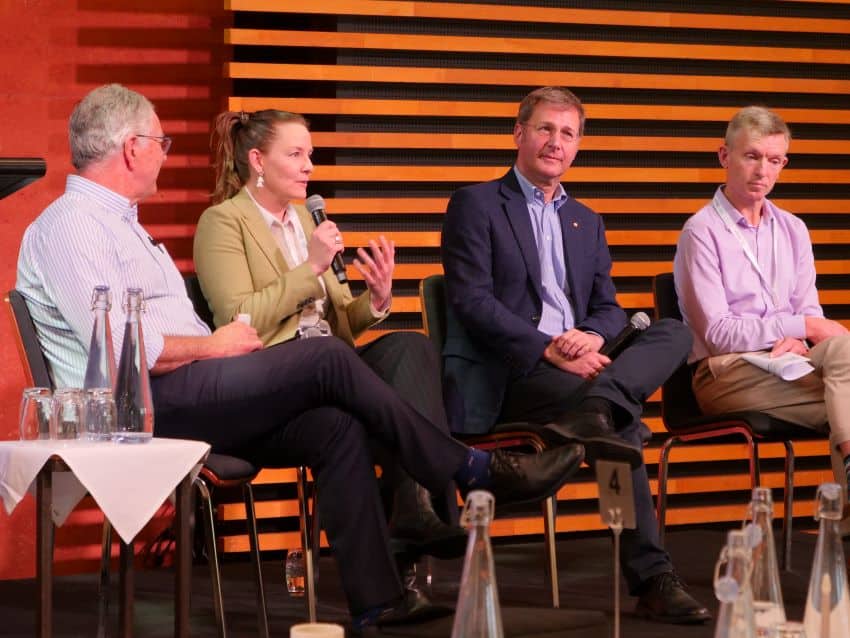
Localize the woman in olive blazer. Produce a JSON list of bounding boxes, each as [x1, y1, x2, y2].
[[194, 187, 381, 347], [194, 109, 466, 563]]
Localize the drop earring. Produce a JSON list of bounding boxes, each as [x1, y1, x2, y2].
[[256, 171, 265, 189]]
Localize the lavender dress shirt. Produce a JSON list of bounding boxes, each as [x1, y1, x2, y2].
[[673, 186, 823, 363]]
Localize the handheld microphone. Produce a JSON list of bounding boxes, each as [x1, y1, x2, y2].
[[305, 194, 348, 284], [600, 311, 651, 358]]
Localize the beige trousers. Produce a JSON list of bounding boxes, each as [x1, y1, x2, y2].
[[693, 335, 850, 509]]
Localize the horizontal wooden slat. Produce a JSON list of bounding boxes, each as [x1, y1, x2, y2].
[[226, 1, 850, 35], [312, 198, 850, 215], [309, 132, 850, 155], [227, 28, 850, 65], [230, 97, 850, 126], [229, 62, 850, 95], [310, 166, 850, 184]]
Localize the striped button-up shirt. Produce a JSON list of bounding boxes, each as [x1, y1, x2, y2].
[[16, 175, 210, 388]]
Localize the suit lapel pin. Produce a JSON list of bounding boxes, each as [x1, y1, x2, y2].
[[572, 221, 579, 228]]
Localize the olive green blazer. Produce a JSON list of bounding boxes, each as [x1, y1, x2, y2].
[[193, 188, 383, 347]]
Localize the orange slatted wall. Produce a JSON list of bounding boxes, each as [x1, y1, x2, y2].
[[201, 0, 850, 553]]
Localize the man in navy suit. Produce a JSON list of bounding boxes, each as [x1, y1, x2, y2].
[[441, 86, 708, 624]]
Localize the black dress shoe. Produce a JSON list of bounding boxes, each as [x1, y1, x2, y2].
[[375, 587, 453, 627], [545, 411, 642, 469], [635, 572, 711, 624], [485, 443, 584, 506], [389, 481, 467, 559]]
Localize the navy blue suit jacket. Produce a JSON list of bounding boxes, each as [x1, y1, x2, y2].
[[441, 169, 627, 432]]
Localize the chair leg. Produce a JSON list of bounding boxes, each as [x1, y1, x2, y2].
[[750, 437, 760, 487], [297, 466, 317, 622], [96, 520, 111, 638], [656, 437, 676, 544], [781, 440, 795, 572], [541, 495, 560, 608], [243, 483, 270, 638], [311, 483, 321, 580], [195, 477, 227, 638]]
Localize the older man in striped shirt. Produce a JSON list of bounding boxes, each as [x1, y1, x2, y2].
[[15, 83, 584, 630]]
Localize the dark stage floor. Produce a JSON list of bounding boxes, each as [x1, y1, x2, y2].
[[0, 527, 826, 637]]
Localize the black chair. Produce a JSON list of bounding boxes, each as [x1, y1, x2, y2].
[[183, 275, 320, 625], [419, 274, 561, 607], [652, 272, 826, 570], [5, 289, 273, 636]]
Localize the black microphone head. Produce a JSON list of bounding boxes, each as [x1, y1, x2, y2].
[[305, 194, 325, 214], [630, 311, 651, 331]]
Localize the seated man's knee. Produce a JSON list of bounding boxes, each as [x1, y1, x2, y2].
[[819, 333, 850, 370], [654, 317, 693, 355]]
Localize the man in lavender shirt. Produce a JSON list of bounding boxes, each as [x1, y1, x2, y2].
[[674, 106, 850, 495]]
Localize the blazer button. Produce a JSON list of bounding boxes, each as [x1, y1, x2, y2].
[[531, 314, 541, 323]]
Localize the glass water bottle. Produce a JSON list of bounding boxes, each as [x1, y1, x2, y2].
[[450, 490, 504, 638], [113, 288, 153, 443], [803, 482, 850, 638], [83, 285, 116, 390], [745, 487, 786, 635], [714, 529, 757, 638]]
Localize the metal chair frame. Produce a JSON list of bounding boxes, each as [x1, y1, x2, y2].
[[652, 273, 825, 571]]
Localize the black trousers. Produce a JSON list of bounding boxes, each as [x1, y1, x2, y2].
[[150, 336, 468, 614], [499, 318, 692, 594], [357, 331, 459, 524]]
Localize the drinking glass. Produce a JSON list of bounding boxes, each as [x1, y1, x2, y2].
[[50, 388, 84, 440], [19, 387, 52, 440], [82, 388, 116, 441]]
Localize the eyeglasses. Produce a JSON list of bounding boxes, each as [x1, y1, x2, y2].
[[135, 134, 172, 154], [522, 122, 579, 145]]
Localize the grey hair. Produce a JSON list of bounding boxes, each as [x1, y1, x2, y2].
[[725, 106, 791, 148], [69, 84, 156, 170]]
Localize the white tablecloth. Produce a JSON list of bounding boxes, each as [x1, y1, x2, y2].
[[0, 438, 209, 543]]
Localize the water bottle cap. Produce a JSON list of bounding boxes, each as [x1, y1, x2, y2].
[[123, 288, 146, 313], [460, 490, 495, 527], [726, 528, 749, 549], [91, 285, 112, 311], [751, 486, 773, 506], [815, 482, 843, 520]]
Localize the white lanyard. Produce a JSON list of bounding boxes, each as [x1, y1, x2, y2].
[[712, 191, 780, 308]]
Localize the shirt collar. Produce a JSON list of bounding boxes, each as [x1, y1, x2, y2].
[[67, 174, 138, 222], [716, 184, 775, 227], [513, 166, 567, 207], [244, 187, 298, 230]]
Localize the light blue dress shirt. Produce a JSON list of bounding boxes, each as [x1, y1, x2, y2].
[[513, 167, 575, 337], [17, 175, 210, 388]]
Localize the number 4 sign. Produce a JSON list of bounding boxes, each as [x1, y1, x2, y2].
[[595, 459, 636, 530]]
